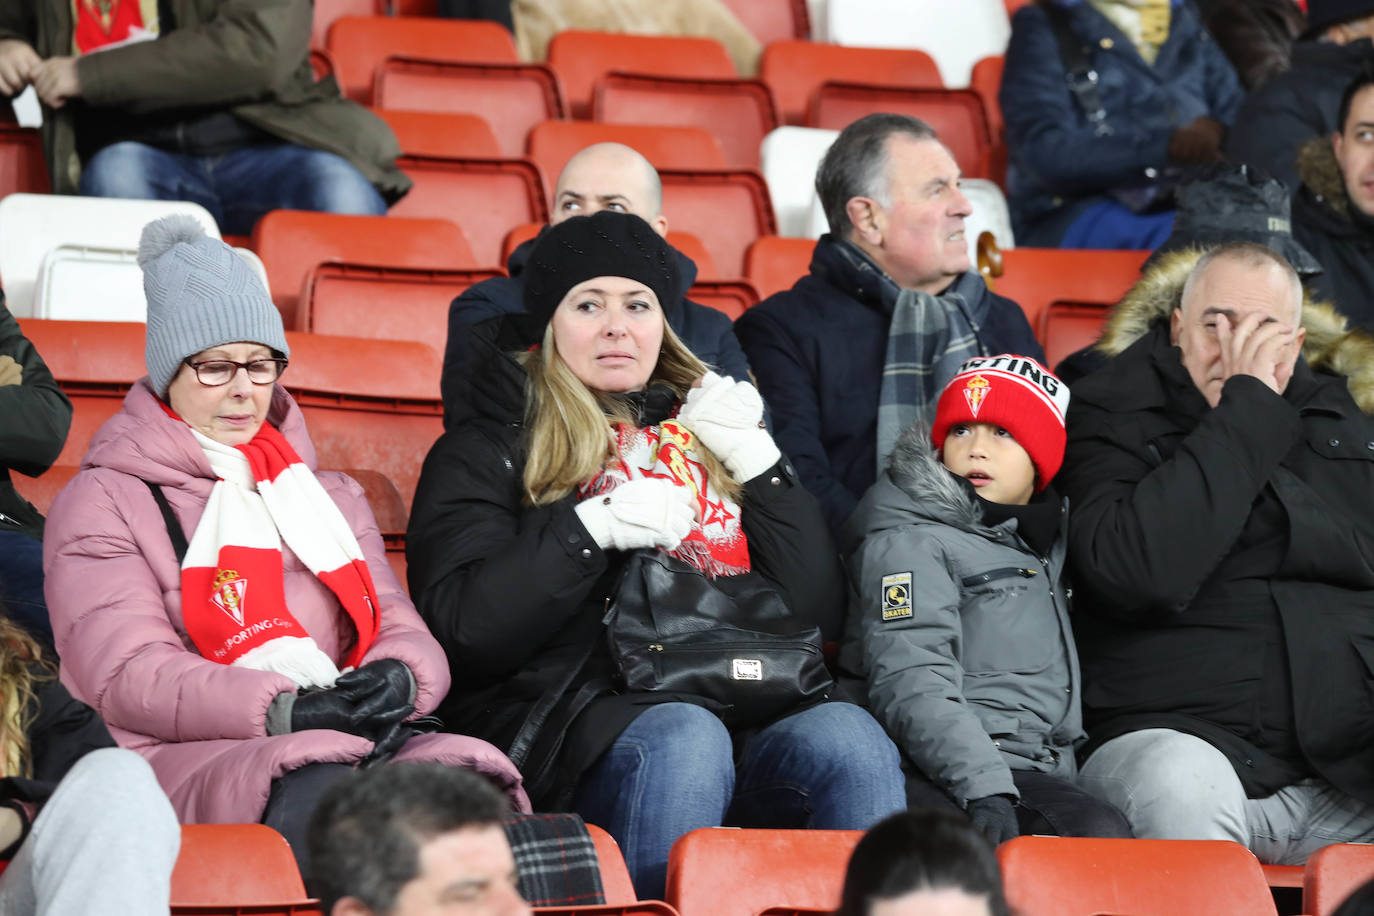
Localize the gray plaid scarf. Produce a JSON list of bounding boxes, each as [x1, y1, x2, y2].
[[875, 268, 988, 476]]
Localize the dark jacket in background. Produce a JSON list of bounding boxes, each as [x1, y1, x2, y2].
[[1058, 249, 1374, 804], [0, 299, 71, 542], [1227, 38, 1374, 193], [1001, 0, 1244, 244], [1197, 0, 1305, 89], [734, 235, 1043, 535], [409, 316, 844, 807], [441, 234, 755, 429], [1292, 136, 1374, 332], [0, 0, 410, 201]]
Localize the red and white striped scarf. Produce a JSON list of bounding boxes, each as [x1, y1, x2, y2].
[[181, 422, 380, 688], [579, 419, 750, 578]]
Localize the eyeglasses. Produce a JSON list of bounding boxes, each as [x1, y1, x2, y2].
[[182, 357, 288, 387]]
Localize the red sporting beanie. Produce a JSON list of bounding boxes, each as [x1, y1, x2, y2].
[[931, 355, 1071, 490]]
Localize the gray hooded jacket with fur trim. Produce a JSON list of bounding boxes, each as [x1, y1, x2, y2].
[[1063, 248, 1374, 801], [837, 427, 1083, 807]]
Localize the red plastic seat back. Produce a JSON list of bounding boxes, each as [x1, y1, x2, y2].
[[760, 41, 943, 126], [1305, 843, 1374, 916], [390, 156, 548, 269], [594, 74, 779, 170], [326, 15, 517, 104], [375, 58, 566, 158], [374, 109, 502, 159], [172, 824, 311, 909], [11, 464, 79, 516], [659, 169, 776, 278], [249, 211, 475, 328], [993, 247, 1148, 336], [688, 280, 759, 319], [526, 121, 728, 197], [970, 54, 1005, 139], [1040, 300, 1112, 369], [745, 235, 814, 300], [999, 836, 1278, 916], [587, 824, 637, 906], [810, 85, 993, 179], [548, 30, 738, 118], [300, 262, 501, 344], [665, 827, 861, 916], [0, 127, 50, 196]]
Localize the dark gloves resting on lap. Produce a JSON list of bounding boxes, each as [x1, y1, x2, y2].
[[269, 659, 416, 740], [966, 794, 1020, 845]]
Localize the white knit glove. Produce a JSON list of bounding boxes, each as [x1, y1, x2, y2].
[[675, 372, 781, 482], [574, 477, 696, 552]]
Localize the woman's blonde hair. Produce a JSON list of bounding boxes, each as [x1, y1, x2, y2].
[[519, 319, 742, 505], [0, 616, 52, 778]]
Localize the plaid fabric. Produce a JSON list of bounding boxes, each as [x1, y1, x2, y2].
[[503, 812, 605, 907], [875, 267, 988, 477]]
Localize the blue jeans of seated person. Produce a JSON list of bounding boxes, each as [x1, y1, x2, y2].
[[0, 530, 52, 650], [1078, 728, 1374, 864], [79, 141, 387, 236], [572, 701, 905, 901]]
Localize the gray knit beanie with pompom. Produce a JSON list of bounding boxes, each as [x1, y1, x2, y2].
[[140, 214, 288, 396]]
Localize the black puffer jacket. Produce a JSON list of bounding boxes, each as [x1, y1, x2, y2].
[[1292, 136, 1374, 333], [0, 299, 72, 542], [1059, 248, 1374, 802], [408, 316, 844, 806], [1227, 37, 1374, 192]]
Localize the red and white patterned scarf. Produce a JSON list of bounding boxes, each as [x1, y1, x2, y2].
[[180, 422, 380, 688], [579, 419, 750, 577]]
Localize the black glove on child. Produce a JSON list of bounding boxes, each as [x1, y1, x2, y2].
[[966, 794, 1020, 845]]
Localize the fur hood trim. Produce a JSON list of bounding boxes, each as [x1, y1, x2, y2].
[[885, 424, 992, 536], [1298, 135, 1349, 220], [1092, 248, 1374, 414]]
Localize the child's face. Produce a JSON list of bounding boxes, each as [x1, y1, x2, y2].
[[940, 422, 1036, 506]]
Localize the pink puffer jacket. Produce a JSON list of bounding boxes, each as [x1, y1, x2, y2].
[[43, 380, 528, 823]]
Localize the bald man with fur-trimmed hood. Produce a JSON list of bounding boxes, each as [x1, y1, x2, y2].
[[1058, 241, 1374, 865]]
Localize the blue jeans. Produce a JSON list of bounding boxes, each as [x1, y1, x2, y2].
[[79, 141, 387, 235], [0, 529, 52, 649], [572, 701, 905, 900]]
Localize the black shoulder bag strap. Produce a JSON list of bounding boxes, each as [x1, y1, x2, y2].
[[143, 480, 188, 564], [1043, 3, 1115, 137]]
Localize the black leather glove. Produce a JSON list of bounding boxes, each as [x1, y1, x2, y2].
[[334, 659, 414, 724], [289, 687, 371, 735], [966, 794, 1020, 845]]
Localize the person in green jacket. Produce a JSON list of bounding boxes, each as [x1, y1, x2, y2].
[[0, 0, 410, 234]]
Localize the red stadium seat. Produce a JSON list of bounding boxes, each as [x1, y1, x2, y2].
[[526, 121, 727, 197], [1305, 843, 1374, 916], [659, 169, 776, 278], [999, 837, 1278, 916], [299, 262, 501, 343], [587, 824, 637, 906], [688, 280, 759, 319], [374, 109, 502, 158], [760, 41, 942, 126], [718, 0, 810, 43], [1040, 299, 1111, 370], [309, 47, 335, 81], [249, 211, 476, 328], [745, 235, 814, 300], [809, 84, 994, 180], [548, 30, 738, 119], [0, 127, 50, 196], [970, 54, 1005, 139], [665, 827, 860, 916], [389, 155, 548, 268], [593, 73, 779, 170], [375, 57, 566, 158], [11, 464, 78, 516], [326, 16, 517, 105], [336, 468, 408, 534], [991, 247, 1148, 339], [172, 824, 318, 915]]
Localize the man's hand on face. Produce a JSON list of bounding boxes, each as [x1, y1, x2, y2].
[[33, 56, 80, 108], [0, 40, 39, 96], [1214, 310, 1298, 398]]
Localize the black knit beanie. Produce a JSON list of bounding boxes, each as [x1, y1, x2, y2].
[[521, 211, 679, 334]]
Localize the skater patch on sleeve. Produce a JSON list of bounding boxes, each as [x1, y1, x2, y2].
[[881, 572, 912, 621]]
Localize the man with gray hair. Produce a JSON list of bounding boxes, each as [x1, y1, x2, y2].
[[735, 113, 1043, 533], [1057, 241, 1374, 862]]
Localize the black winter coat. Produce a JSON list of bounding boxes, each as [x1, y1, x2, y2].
[[1291, 137, 1374, 333], [1060, 324, 1374, 802], [0, 298, 72, 542], [440, 234, 754, 429], [734, 235, 1043, 535], [1227, 38, 1374, 193], [408, 317, 844, 806]]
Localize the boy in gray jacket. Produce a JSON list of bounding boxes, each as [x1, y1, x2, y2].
[[839, 355, 1129, 843]]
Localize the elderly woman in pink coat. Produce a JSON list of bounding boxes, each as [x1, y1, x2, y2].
[[41, 215, 528, 879]]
